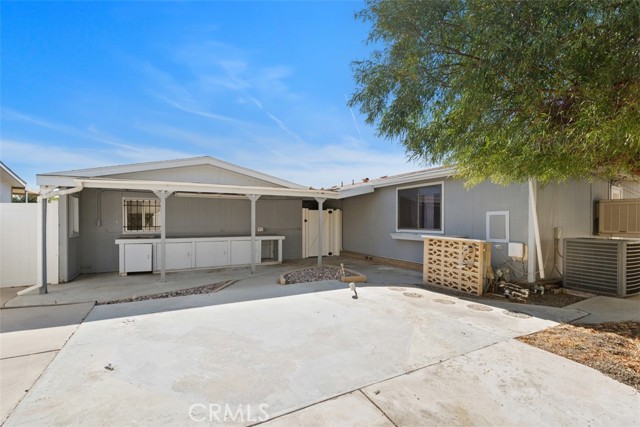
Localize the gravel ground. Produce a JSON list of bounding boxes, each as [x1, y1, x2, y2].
[[98, 280, 234, 305], [518, 321, 640, 391], [282, 266, 355, 285]]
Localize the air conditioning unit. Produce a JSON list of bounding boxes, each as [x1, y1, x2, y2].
[[564, 238, 640, 297], [598, 198, 640, 237]]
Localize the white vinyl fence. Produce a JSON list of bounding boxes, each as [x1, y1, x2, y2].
[[0, 200, 58, 287]]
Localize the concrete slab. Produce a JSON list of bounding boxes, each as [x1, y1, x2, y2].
[[260, 391, 394, 427], [565, 296, 640, 323], [0, 303, 94, 359], [0, 352, 57, 424], [4, 286, 559, 426], [363, 339, 640, 427], [0, 287, 28, 307]]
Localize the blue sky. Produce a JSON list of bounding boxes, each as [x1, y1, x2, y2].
[[1, 1, 420, 189]]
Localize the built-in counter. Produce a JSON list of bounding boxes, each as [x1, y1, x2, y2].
[[115, 235, 285, 275]]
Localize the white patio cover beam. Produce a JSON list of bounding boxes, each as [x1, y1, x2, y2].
[[76, 178, 341, 199]]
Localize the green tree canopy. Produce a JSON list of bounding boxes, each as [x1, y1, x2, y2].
[[350, 0, 640, 185]]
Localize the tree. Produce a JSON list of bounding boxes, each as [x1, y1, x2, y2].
[[349, 0, 640, 185]]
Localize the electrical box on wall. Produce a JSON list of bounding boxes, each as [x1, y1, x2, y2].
[[508, 242, 526, 260]]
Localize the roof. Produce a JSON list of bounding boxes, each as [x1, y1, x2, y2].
[[0, 161, 28, 188], [335, 165, 457, 198], [37, 156, 306, 189], [36, 156, 343, 200]]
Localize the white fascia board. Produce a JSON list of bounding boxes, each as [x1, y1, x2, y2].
[[37, 175, 79, 187], [0, 161, 28, 187], [78, 178, 341, 199], [336, 185, 375, 199], [39, 156, 307, 190], [371, 167, 457, 189]]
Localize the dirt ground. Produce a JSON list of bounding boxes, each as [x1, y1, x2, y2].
[[518, 322, 640, 391]]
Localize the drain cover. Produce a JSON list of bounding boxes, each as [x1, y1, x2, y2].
[[388, 287, 407, 292], [467, 303, 493, 312], [502, 310, 531, 319], [403, 292, 423, 298], [433, 298, 455, 305]]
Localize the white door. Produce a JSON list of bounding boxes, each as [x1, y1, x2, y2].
[[124, 243, 152, 273], [195, 241, 229, 268], [302, 209, 341, 258], [230, 240, 252, 265], [163, 242, 192, 270]]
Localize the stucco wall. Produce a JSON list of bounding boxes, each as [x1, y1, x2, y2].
[[72, 189, 302, 274]]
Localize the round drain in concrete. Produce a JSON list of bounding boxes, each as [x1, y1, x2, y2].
[[502, 310, 531, 319], [403, 292, 423, 298], [467, 303, 493, 312], [433, 298, 455, 305], [388, 287, 407, 292]]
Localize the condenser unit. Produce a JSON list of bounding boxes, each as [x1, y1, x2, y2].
[[564, 238, 640, 297]]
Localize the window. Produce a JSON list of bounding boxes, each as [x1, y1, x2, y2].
[[69, 195, 80, 237], [397, 183, 443, 232], [123, 198, 161, 233]]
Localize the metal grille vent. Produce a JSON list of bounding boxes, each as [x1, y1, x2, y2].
[[564, 238, 640, 297]]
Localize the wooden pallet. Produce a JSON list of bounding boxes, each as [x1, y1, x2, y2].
[[423, 236, 491, 296]]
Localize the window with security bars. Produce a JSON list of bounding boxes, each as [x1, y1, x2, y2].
[[123, 198, 161, 233]]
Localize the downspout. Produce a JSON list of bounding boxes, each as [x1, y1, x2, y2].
[[528, 179, 545, 280]]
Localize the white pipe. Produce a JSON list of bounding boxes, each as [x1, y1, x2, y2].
[[41, 184, 84, 199], [528, 179, 545, 280]]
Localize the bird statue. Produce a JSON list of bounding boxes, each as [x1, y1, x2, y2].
[[349, 282, 358, 299]]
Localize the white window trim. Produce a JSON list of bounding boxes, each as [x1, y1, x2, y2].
[[69, 195, 80, 238], [122, 197, 161, 235], [486, 211, 510, 243], [395, 181, 445, 234]]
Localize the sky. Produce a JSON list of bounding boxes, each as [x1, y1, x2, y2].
[[1, 1, 422, 189]]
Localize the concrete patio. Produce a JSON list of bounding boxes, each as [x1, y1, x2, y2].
[[2, 258, 639, 426]]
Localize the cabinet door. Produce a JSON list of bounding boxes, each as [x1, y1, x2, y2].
[[124, 244, 152, 272], [195, 241, 228, 268], [230, 240, 256, 265], [163, 242, 192, 270]]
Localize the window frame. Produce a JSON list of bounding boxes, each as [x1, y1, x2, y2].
[[68, 195, 80, 237], [122, 197, 162, 235], [486, 211, 510, 243], [395, 181, 444, 234]]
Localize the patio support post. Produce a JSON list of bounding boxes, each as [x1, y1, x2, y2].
[[39, 196, 48, 294], [246, 194, 261, 274], [154, 190, 172, 282], [315, 197, 326, 267]]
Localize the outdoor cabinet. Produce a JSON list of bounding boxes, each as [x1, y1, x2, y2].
[[122, 243, 152, 273], [116, 236, 283, 275]]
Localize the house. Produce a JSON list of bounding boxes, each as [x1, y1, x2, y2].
[[34, 156, 639, 295], [36, 157, 342, 284], [0, 161, 36, 203]]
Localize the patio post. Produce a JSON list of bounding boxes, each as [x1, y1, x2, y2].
[[39, 196, 48, 294], [246, 194, 261, 274], [315, 197, 326, 267], [154, 190, 172, 282]]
